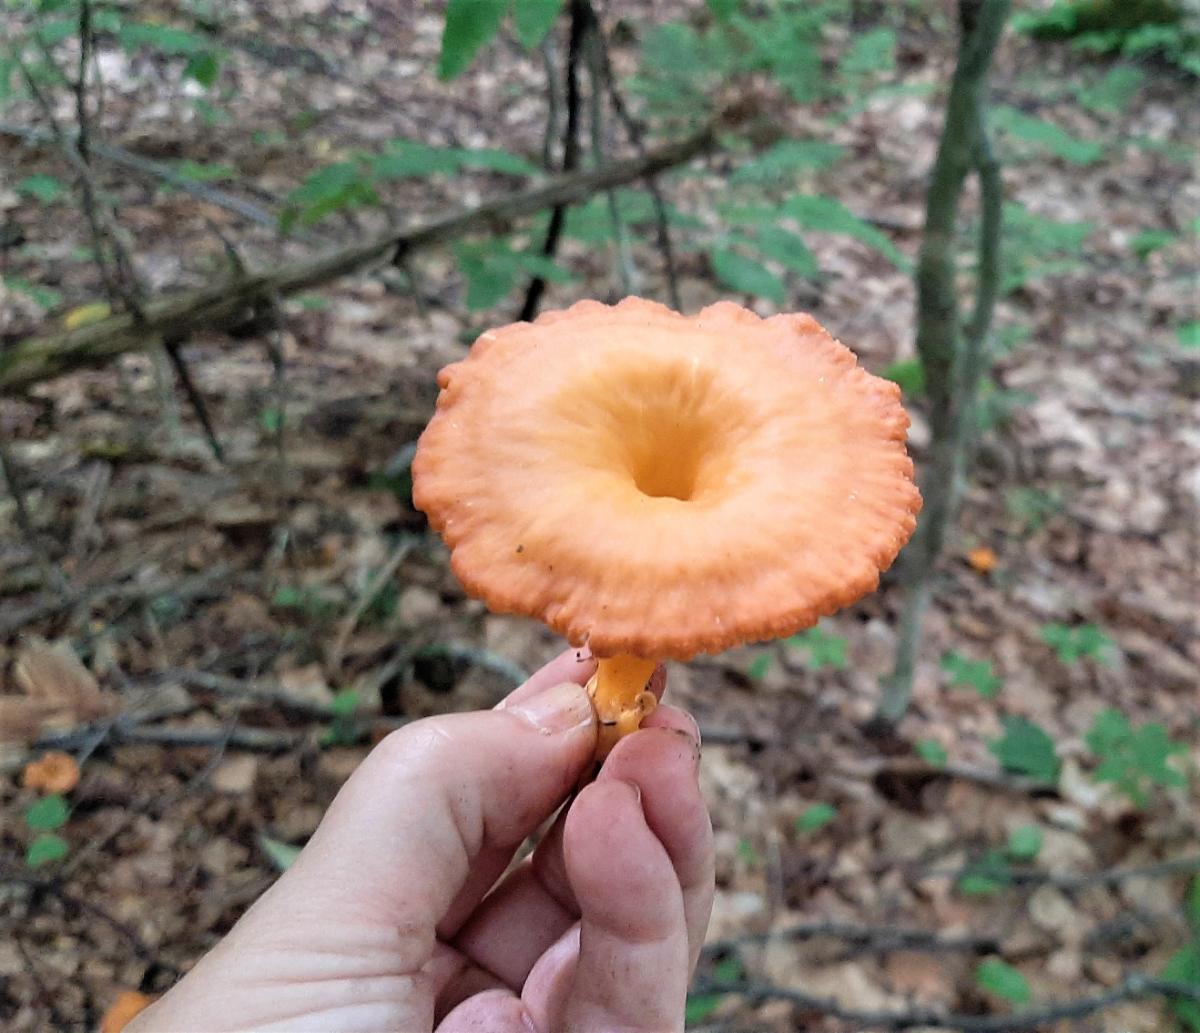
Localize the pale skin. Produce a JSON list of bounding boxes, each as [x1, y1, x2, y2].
[[129, 648, 715, 1032]]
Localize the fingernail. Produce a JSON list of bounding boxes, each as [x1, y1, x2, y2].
[[508, 681, 593, 734]]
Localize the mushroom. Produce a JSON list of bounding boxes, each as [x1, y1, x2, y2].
[[413, 298, 921, 757]]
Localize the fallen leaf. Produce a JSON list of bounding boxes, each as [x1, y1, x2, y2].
[[100, 990, 152, 1033], [0, 638, 116, 743], [21, 751, 81, 794], [63, 301, 112, 330]]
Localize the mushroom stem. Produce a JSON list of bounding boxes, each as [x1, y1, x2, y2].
[[587, 654, 658, 758]]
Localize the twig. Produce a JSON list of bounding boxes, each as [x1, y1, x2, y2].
[[68, 459, 111, 559], [927, 853, 1200, 890], [164, 669, 337, 720], [0, 428, 68, 596], [2, 124, 734, 393], [591, 7, 681, 310], [162, 336, 225, 461], [328, 534, 418, 674], [703, 922, 999, 957], [37, 719, 302, 753], [517, 0, 589, 322], [694, 975, 1200, 1032]]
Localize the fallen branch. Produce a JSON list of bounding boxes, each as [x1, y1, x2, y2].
[[2, 124, 727, 393], [703, 921, 999, 956], [694, 974, 1200, 1032]]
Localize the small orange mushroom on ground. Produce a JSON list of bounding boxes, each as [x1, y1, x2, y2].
[[413, 298, 921, 757], [22, 750, 81, 794]]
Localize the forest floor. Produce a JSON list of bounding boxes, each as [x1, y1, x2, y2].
[[1, 2, 1198, 1031]]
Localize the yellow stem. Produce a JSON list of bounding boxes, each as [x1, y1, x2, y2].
[[586, 655, 658, 758]]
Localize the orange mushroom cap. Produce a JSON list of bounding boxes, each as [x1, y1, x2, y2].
[[413, 297, 921, 661]]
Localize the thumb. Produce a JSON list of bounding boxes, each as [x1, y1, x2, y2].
[[254, 680, 596, 945]]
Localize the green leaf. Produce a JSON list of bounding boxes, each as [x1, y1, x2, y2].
[[735, 838, 760, 866], [174, 160, 236, 183], [1178, 321, 1200, 349], [439, 0, 508, 80], [455, 242, 517, 311], [958, 850, 1011, 897], [881, 358, 925, 397], [750, 226, 820, 278], [839, 27, 896, 81], [1186, 875, 1200, 934], [729, 140, 844, 184], [796, 802, 837, 834], [259, 407, 282, 434], [746, 653, 771, 681], [686, 956, 743, 1025], [989, 717, 1060, 784], [1039, 622, 1114, 664], [1085, 708, 1186, 806], [941, 651, 1002, 699], [373, 140, 462, 179], [992, 106, 1105, 166], [783, 195, 910, 270], [330, 688, 360, 718], [258, 833, 301, 872], [119, 22, 211, 56], [184, 50, 220, 88], [513, 0, 564, 49], [26, 832, 69, 868], [916, 739, 948, 768], [511, 250, 572, 282], [1161, 945, 1200, 1032], [26, 794, 69, 831], [976, 958, 1031, 1004], [1079, 65, 1144, 114], [711, 248, 784, 303], [705, 0, 738, 21], [1006, 824, 1043, 861], [785, 626, 847, 670], [284, 162, 378, 229], [17, 174, 64, 203], [1129, 228, 1175, 260], [453, 147, 540, 176]]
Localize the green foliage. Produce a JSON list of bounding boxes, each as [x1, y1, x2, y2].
[[783, 195, 910, 270], [26, 833, 69, 868], [281, 162, 379, 232], [990, 716, 1061, 784], [513, 0, 565, 49], [371, 139, 462, 179], [118, 21, 223, 87], [941, 651, 1001, 698], [711, 247, 784, 303], [4, 276, 63, 312], [881, 359, 925, 397], [730, 140, 844, 186], [16, 173, 64, 203], [1085, 708, 1187, 805], [1006, 824, 1044, 861], [839, 26, 896, 88], [796, 802, 837, 834], [1130, 228, 1175, 259], [975, 378, 1035, 433], [1002, 203, 1094, 294], [785, 626, 848, 670], [258, 833, 301, 872], [746, 225, 821, 279], [321, 689, 361, 747], [686, 956, 744, 1026], [439, 0, 508, 80], [1161, 944, 1200, 1031], [975, 957, 1031, 1004], [26, 793, 69, 830], [1078, 65, 1145, 113], [1005, 487, 1063, 534], [746, 652, 771, 681], [958, 849, 1011, 896], [271, 585, 340, 618], [992, 105, 1105, 166], [916, 739, 948, 768], [1178, 321, 1200, 349], [735, 837, 760, 866], [455, 238, 572, 311], [174, 160, 237, 183], [1039, 622, 1114, 663]]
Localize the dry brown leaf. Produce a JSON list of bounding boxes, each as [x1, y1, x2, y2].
[[0, 638, 116, 743]]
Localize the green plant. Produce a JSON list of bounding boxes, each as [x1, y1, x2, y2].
[[990, 716, 1061, 783], [438, 0, 563, 80], [1005, 486, 1063, 534], [916, 739, 948, 767], [785, 625, 848, 670], [1001, 203, 1094, 294], [796, 802, 837, 834], [958, 849, 1011, 896], [25, 793, 70, 868], [992, 105, 1105, 166], [1040, 622, 1114, 663], [941, 651, 1002, 698], [16, 173, 64, 203], [1179, 321, 1200, 349], [976, 957, 1031, 1004], [1006, 824, 1043, 860], [1085, 708, 1187, 805], [686, 955, 744, 1026], [881, 358, 926, 397], [320, 689, 361, 748]]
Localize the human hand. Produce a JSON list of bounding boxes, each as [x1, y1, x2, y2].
[[129, 648, 714, 1032]]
